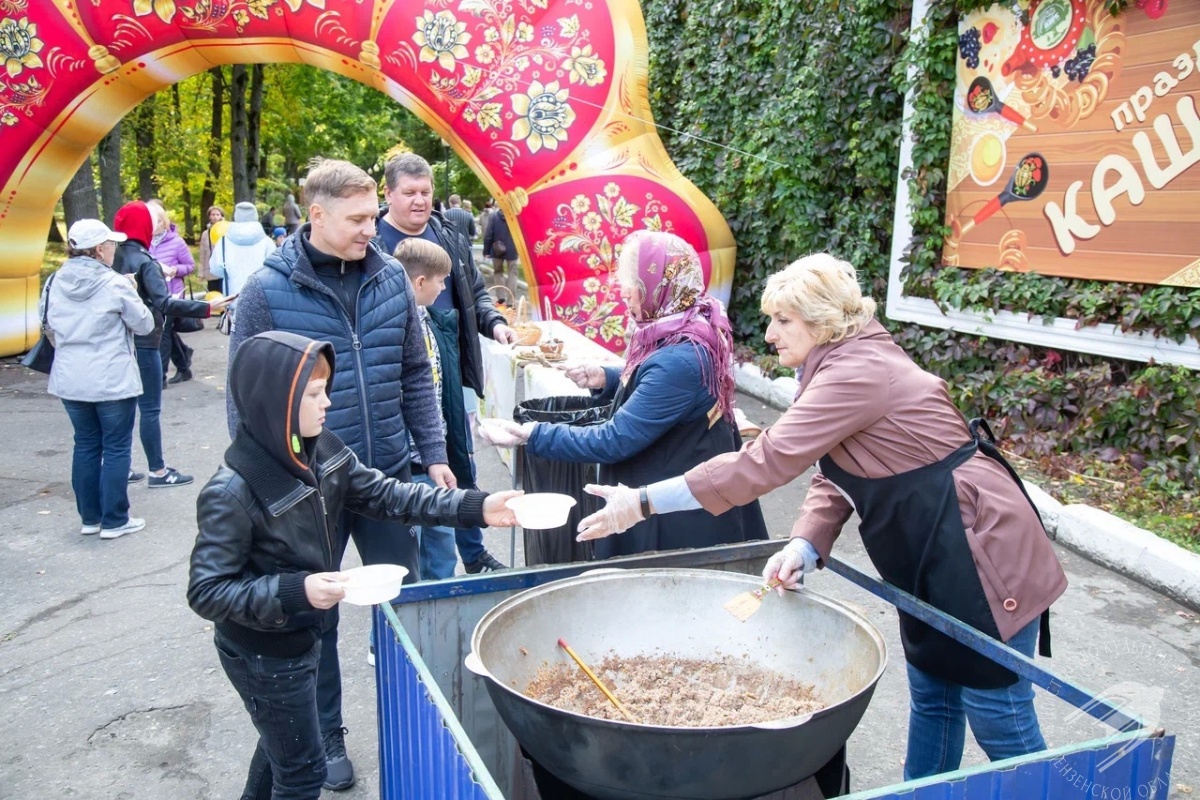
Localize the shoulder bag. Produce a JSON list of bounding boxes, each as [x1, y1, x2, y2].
[[21, 273, 57, 374]]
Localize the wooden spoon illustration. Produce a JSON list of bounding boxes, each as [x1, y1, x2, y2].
[[966, 76, 1038, 132], [959, 153, 1049, 236]]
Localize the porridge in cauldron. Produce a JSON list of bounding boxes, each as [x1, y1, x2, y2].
[[525, 652, 823, 727]]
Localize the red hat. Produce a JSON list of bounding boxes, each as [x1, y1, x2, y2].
[[112, 201, 154, 248]]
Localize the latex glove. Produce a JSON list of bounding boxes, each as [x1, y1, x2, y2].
[[492, 324, 516, 345], [426, 462, 457, 489], [762, 538, 820, 595], [483, 490, 523, 527], [478, 419, 533, 447], [576, 484, 644, 541], [305, 572, 347, 609], [564, 362, 606, 389]]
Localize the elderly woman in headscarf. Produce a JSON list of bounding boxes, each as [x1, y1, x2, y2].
[[480, 230, 767, 557]]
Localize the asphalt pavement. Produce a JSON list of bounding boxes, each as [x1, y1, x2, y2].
[[1, 327, 1197, 798]]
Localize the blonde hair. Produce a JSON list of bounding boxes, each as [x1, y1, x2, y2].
[[760, 254, 877, 345], [394, 237, 452, 279], [302, 158, 378, 208]]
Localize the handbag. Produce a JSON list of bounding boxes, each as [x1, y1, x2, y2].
[[21, 273, 57, 374], [174, 286, 205, 333], [492, 239, 508, 259], [175, 315, 205, 334]]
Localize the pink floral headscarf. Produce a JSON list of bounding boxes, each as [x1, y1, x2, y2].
[[619, 230, 736, 421]]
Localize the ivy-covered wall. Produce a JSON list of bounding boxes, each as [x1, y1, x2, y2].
[[641, 0, 1200, 490]]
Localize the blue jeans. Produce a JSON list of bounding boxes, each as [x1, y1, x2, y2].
[[413, 473, 458, 580], [134, 347, 164, 471], [904, 617, 1046, 779], [62, 398, 137, 529], [452, 451, 487, 565], [215, 634, 326, 800]]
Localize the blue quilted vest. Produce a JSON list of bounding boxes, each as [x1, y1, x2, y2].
[[257, 233, 413, 477]]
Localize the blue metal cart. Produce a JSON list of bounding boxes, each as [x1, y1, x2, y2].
[[373, 540, 1175, 799]]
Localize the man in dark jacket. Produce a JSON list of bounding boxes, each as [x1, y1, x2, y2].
[[228, 158, 450, 791], [375, 152, 515, 575], [113, 201, 223, 489], [483, 207, 521, 295], [444, 194, 476, 240], [189, 331, 518, 799]]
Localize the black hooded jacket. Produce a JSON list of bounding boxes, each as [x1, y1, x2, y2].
[[187, 331, 487, 657], [113, 240, 211, 349]]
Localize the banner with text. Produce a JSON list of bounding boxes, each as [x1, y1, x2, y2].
[[943, 0, 1199, 287]]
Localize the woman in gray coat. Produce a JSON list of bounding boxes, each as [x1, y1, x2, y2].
[[43, 219, 155, 540]]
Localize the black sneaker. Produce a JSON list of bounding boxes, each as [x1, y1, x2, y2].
[[464, 551, 507, 574], [148, 467, 194, 489], [322, 727, 355, 791], [127, 470, 145, 484]]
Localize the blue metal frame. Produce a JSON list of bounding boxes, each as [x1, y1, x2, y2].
[[375, 602, 505, 800], [825, 557, 1145, 733], [373, 542, 1176, 799]]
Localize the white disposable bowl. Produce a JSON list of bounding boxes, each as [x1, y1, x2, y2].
[[506, 493, 577, 530], [339, 564, 409, 606]]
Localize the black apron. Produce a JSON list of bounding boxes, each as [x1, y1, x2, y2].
[[818, 421, 1048, 689], [594, 374, 768, 560]]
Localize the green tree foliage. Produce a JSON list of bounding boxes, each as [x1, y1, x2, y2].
[[109, 64, 496, 235]]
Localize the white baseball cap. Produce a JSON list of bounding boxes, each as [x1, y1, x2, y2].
[[68, 219, 127, 250]]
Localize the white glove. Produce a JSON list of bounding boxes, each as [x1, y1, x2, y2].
[[564, 362, 606, 389], [575, 484, 645, 541], [762, 538, 820, 594], [478, 419, 534, 447]]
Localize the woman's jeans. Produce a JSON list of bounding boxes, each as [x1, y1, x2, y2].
[[904, 617, 1046, 779], [215, 634, 326, 800], [134, 347, 165, 471], [61, 398, 136, 528]]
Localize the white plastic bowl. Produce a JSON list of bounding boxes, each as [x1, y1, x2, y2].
[[339, 564, 409, 606], [506, 493, 577, 530]]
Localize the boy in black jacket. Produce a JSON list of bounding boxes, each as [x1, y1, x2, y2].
[[188, 331, 518, 799]]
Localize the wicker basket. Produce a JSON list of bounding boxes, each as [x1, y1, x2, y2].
[[511, 297, 542, 346], [487, 284, 518, 324]]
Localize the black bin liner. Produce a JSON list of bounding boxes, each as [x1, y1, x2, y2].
[[513, 396, 610, 566]]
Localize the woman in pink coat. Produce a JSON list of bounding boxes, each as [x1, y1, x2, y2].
[[577, 253, 1067, 780]]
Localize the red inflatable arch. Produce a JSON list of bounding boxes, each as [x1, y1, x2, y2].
[[0, 0, 735, 356]]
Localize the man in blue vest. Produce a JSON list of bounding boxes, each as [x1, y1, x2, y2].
[[376, 152, 515, 577], [228, 158, 450, 791]]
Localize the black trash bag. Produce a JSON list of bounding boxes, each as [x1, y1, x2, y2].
[[513, 395, 611, 566]]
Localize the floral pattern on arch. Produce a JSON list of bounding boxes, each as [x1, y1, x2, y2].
[[522, 176, 711, 347], [383, 0, 614, 180]]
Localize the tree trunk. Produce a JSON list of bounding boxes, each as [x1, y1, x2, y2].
[[98, 123, 123, 225], [62, 156, 100, 231], [247, 64, 264, 201], [230, 64, 250, 203], [132, 95, 158, 201], [48, 216, 64, 243], [171, 83, 195, 239], [200, 67, 224, 216]]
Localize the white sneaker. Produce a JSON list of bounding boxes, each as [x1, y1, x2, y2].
[[100, 517, 146, 540], [367, 645, 376, 668], [81, 524, 101, 535]]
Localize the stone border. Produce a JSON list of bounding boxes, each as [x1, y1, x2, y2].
[[734, 366, 1200, 612]]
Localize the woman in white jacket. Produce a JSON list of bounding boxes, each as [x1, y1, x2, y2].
[[43, 219, 154, 539], [209, 201, 276, 303]]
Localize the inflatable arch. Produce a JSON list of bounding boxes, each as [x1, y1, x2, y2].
[[0, 0, 735, 357]]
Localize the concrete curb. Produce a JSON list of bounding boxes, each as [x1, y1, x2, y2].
[[734, 367, 1200, 612]]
